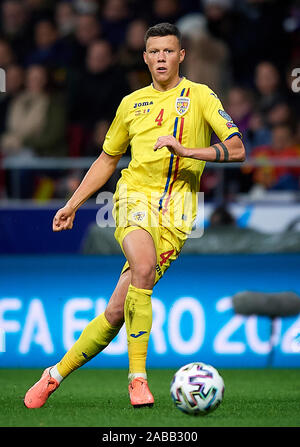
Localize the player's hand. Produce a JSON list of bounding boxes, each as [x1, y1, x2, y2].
[[52, 204, 76, 232], [154, 135, 188, 157]]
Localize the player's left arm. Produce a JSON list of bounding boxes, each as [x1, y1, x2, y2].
[[154, 134, 246, 162]]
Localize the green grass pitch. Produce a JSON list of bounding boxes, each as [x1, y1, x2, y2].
[[0, 368, 299, 427]]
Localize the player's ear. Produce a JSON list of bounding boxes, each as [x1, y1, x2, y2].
[[143, 51, 148, 66], [179, 48, 185, 64]]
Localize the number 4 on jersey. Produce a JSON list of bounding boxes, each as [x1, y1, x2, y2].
[[159, 249, 174, 266], [155, 109, 164, 126]]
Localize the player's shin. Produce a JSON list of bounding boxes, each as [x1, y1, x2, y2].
[[56, 312, 122, 378], [124, 284, 153, 382]]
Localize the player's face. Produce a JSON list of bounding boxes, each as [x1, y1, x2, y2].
[[143, 35, 185, 90]]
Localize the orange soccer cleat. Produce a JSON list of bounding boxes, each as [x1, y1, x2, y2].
[[128, 377, 154, 408], [24, 367, 60, 409]]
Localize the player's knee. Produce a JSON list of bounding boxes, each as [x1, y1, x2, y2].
[[131, 262, 156, 289], [105, 306, 124, 326]]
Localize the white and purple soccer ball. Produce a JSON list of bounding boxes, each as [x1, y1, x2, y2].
[[170, 362, 225, 415]]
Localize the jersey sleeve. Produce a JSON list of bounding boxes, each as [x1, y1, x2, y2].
[[102, 96, 130, 156], [201, 86, 242, 142]]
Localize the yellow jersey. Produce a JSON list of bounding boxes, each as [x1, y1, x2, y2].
[[103, 77, 241, 234]]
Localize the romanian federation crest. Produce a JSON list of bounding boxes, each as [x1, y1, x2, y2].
[[175, 97, 190, 115]]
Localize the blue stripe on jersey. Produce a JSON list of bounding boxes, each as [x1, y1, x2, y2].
[[158, 117, 179, 211], [180, 88, 185, 96], [173, 116, 179, 138]]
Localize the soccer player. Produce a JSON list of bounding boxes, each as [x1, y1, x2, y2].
[[24, 23, 245, 409]]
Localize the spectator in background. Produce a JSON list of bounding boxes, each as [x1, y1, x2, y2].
[[73, 0, 99, 15], [225, 86, 262, 155], [0, 0, 296, 201], [267, 102, 295, 128], [0, 39, 15, 69], [0, 64, 67, 158], [295, 121, 300, 149], [284, 2, 300, 64], [225, 87, 254, 135], [6, 63, 24, 94], [201, 0, 257, 85], [101, 0, 132, 49], [23, 0, 55, 20], [254, 61, 287, 117], [84, 119, 111, 157], [23, 0, 54, 10], [57, 117, 119, 199], [55, 2, 77, 39], [0, 64, 24, 134], [178, 13, 231, 97], [218, 86, 257, 197], [68, 13, 102, 68], [151, 0, 182, 24], [0, 0, 33, 64], [246, 110, 272, 155], [242, 0, 291, 75], [26, 19, 72, 69], [118, 19, 151, 90], [55, 168, 83, 200], [67, 39, 130, 151], [65, 117, 121, 197], [248, 123, 300, 191]]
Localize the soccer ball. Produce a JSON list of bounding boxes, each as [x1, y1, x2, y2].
[[170, 362, 225, 415]]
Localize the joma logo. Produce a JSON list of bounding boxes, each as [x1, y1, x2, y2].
[[134, 101, 153, 108]]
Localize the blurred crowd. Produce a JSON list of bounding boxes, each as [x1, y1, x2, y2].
[[0, 0, 299, 200]]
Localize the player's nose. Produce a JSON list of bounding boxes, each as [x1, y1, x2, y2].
[[157, 51, 166, 61]]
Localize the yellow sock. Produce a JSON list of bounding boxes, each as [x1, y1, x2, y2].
[[57, 312, 122, 378], [124, 284, 152, 378]]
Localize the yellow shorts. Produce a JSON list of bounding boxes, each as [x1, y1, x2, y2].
[[113, 198, 187, 284]]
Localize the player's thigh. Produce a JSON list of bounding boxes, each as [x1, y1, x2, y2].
[[105, 269, 131, 325]]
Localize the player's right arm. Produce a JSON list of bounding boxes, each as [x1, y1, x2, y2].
[[53, 152, 122, 231]]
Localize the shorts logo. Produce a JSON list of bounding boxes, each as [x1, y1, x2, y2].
[[132, 211, 146, 222], [175, 97, 190, 115]]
